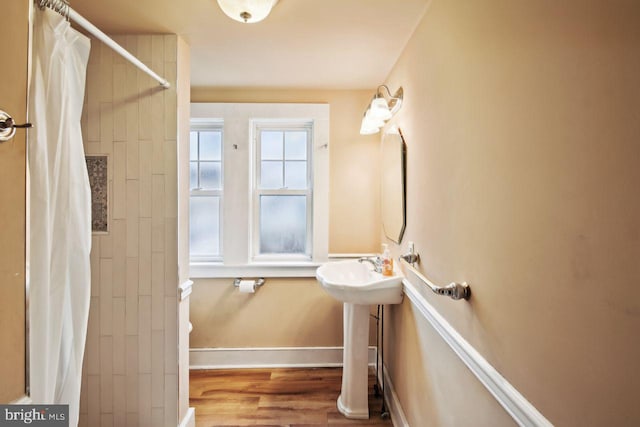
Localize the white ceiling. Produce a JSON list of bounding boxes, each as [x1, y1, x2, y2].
[[69, 0, 429, 89]]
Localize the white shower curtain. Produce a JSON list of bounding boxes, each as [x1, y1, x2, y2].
[[28, 8, 92, 427]]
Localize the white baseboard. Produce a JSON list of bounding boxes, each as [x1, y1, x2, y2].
[[178, 407, 195, 427], [402, 279, 553, 427], [10, 395, 32, 405], [190, 346, 377, 370]]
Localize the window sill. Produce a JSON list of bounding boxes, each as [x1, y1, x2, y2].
[[189, 262, 322, 279]]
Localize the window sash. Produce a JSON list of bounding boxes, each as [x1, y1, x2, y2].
[[189, 122, 224, 262], [252, 123, 313, 260]]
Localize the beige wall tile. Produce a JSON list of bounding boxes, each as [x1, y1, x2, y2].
[[98, 43, 113, 103], [125, 335, 138, 412], [87, 375, 100, 427], [138, 373, 152, 427], [126, 141, 139, 180], [125, 257, 139, 335], [99, 259, 113, 336], [151, 330, 165, 407], [113, 297, 126, 375], [151, 252, 165, 331], [113, 374, 126, 427], [99, 336, 113, 412], [163, 374, 178, 427], [163, 65, 178, 140], [112, 142, 126, 219], [138, 218, 152, 295], [138, 295, 152, 374], [113, 64, 127, 142], [138, 141, 153, 218], [85, 298, 100, 375], [151, 175, 165, 253], [100, 102, 114, 154], [163, 36, 177, 63], [126, 180, 140, 257], [164, 297, 177, 374], [164, 222, 178, 296]]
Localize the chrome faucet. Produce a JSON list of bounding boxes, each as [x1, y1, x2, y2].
[[358, 256, 382, 273]]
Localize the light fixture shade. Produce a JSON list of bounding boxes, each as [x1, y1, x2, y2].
[[217, 0, 279, 23], [367, 97, 392, 121], [359, 117, 381, 135]]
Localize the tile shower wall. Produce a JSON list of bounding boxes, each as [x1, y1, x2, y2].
[[79, 35, 179, 427]]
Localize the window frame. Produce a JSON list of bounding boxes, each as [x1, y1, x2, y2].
[[251, 121, 314, 262], [189, 119, 224, 263], [188, 103, 330, 278]]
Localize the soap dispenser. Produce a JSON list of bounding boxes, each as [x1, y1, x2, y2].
[[381, 244, 394, 276]]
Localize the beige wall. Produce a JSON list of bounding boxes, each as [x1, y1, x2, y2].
[[191, 279, 344, 348], [0, 0, 28, 403], [79, 35, 182, 427], [189, 89, 382, 349], [383, 1, 640, 425]]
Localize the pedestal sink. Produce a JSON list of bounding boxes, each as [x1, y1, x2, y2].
[[316, 260, 403, 419]]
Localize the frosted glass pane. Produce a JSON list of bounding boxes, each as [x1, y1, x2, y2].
[[261, 161, 283, 189], [260, 196, 307, 254], [285, 131, 307, 160], [190, 196, 220, 257], [200, 131, 222, 160], [190, 162, 198, 189], [190, 132, 198, 160], [285, 161, 307, 189], [261, 131, 283, 160], [200, 162, 221, 189]]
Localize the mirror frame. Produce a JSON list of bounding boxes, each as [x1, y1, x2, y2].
[[381, 128, 407, 244]]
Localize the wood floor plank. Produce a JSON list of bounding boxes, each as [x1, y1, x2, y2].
[[190, 367, 392, 427]]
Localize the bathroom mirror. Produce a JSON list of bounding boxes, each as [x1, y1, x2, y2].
[[381, 129, 406, 243]]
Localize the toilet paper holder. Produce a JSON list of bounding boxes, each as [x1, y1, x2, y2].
[[233, 278, 265, 288]]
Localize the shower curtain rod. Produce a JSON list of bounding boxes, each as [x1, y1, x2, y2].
[[39, 0, 171, 89]]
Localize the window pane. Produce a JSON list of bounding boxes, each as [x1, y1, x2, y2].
[[190, 162, 198, 189], [261, 161, 283, 189], [285, 131, 307, 160], [200, 131, 222, 161], [260, 195, 307, 254], [190, 196, 220, 257], [285, 161, 307, 189], [190, 132, 198, 161], [200, 161, 221, 189], [261, 131, 283, 160]]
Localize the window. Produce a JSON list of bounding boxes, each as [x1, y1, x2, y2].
[[253, 124, 312, 260], [189, 121, 223, 262], [188, 103, 329, 278]]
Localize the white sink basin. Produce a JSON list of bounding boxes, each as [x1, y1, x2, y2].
[[316, 259, 403, 305], [316, 259, 404, 419]]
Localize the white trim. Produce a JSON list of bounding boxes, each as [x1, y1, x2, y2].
[[190, 262, 320, 278], [190, 346, 377, 370], [382, 365, 409, 427], [177, 407, 195, 427], [178, 280, 193, 301], [402, 278, 553, 427], [10, 395, 32, 405]]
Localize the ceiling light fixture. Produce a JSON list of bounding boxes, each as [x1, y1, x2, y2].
[[217, 0, 279, 24], [359, 85, 403, 135]]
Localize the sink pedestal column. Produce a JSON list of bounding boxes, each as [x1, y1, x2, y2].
[[337, 302, 370, 419]]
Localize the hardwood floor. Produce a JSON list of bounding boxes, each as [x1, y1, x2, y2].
[[190, 367, 393, 426]]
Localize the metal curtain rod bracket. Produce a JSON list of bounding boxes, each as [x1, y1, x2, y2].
[[36, 0, 170, 89], [399, 255, 470, 301]]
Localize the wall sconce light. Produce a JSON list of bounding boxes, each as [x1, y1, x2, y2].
[[217, 0, 279, 24], [359, 85, 403, 135]]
